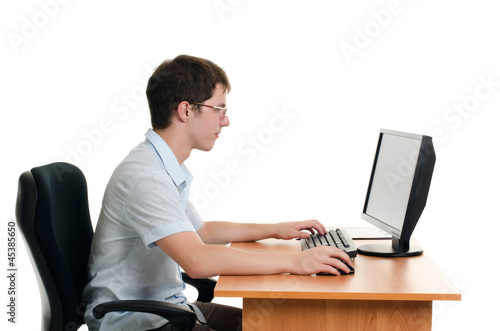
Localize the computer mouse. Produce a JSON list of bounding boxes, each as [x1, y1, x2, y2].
[[317, 259, 355, 276]]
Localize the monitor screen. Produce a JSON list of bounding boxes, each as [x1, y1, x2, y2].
[[359, 129, 436, 257]]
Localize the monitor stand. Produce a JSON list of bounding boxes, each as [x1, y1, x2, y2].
[[357, 237, 423, 258]]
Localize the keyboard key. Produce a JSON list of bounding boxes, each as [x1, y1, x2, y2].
[[337, 229, 350, 248]]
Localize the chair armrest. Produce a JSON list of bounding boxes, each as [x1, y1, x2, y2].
[[93, 300, 196, 331], [181, 273, 216, 302]]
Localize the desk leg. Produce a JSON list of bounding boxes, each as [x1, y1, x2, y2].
[[242, 298, 432, 331]]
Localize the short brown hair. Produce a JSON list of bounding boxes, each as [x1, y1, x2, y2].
[[146, 55, 231, 129]]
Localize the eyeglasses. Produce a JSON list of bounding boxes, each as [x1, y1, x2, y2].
[[192, 102, 228, 119]]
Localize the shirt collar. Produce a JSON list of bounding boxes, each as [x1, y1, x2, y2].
[[144, 129, 192, 187]]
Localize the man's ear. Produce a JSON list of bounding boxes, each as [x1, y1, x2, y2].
[[176, 101, 191, 122]]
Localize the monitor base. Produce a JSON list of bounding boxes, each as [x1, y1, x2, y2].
[[357, 243, 423, 258]]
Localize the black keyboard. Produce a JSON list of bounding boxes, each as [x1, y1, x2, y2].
[[300, 229, 357, 259]]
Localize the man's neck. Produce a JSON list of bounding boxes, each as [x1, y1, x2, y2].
[[153, 127, 191, 165]]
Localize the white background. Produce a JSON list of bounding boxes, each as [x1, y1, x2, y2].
[[1, 0, 499, 330]]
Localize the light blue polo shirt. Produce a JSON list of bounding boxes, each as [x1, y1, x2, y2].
[[83, 129, 205, 331]]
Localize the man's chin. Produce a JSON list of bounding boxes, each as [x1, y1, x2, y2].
[[195, 144, 216, 152]]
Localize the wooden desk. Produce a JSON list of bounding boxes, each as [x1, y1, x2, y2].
[[214, 238, 461, 331]]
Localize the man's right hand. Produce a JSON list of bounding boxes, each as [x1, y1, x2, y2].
[[293, 246, 352, 276]]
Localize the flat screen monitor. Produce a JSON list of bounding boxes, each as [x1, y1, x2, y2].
[[358, 129, 436, 257]]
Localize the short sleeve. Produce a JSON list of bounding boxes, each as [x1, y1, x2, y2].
[[123, 171, 196, 248]]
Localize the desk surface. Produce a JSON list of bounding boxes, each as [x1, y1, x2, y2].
[[215, 238, 461, 302]]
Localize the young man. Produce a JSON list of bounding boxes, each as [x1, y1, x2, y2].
[[83, 55, 352, 331]]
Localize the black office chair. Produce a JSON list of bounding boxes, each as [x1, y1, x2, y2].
[[15, 162, 216, 331]]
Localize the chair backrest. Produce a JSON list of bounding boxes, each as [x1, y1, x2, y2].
[[16, 162, 94, 331]]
